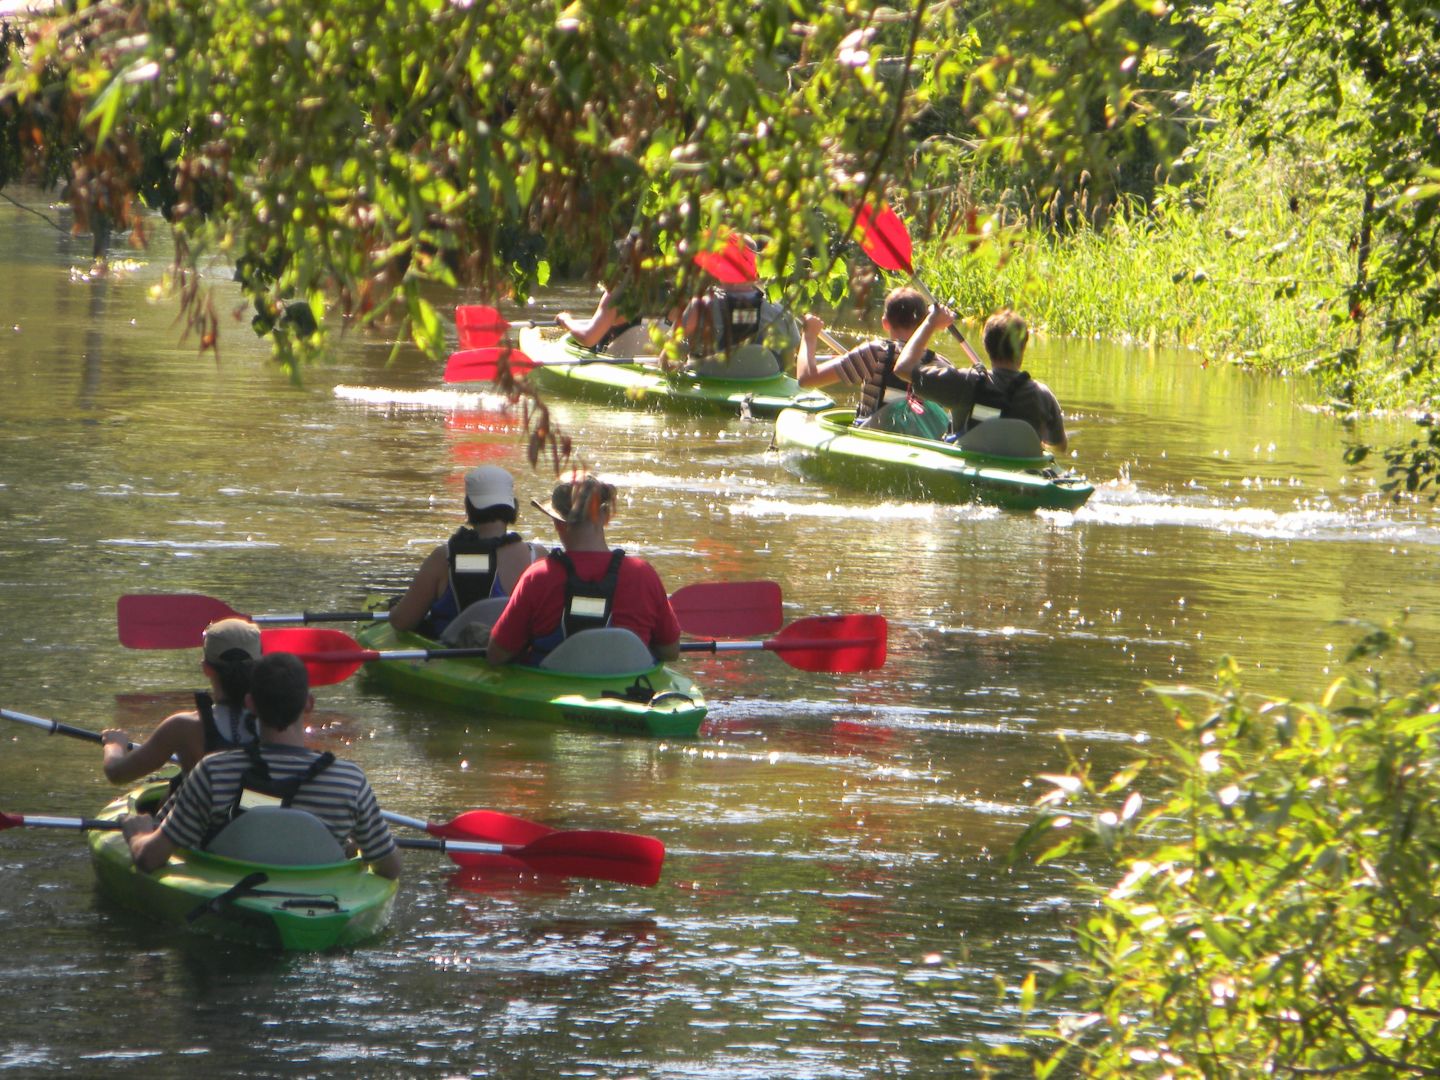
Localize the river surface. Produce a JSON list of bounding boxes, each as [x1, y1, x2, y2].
[[1, 188, 1437, 1078]]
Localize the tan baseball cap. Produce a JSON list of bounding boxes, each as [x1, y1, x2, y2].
[[202, 618, 262, 663]]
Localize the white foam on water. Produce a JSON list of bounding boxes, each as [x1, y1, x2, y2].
[[1078, 489, 1438, 544], [332, 384, 514, 411]]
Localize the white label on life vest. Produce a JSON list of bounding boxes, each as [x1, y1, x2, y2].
[[454, 554, 493, 572], [239, 788, 285, 811], [568, 595, 608, 621], [732, 309, 758, 325], [972, 404, 1001, 422]]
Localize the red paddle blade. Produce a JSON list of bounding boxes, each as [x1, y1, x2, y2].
[[455, 304, 509, 348], [260, 627, 369, 686], [443, 346, 538, 384], [465, 830, 664, 887], [775, 614, 888, 673], [693, 231, 757, 284], [429, 810, 554, 846], [0, 812, 24, 831], [856, 201, 914, 275], [117, 593, 244, 649], [671, 580, 783, 638]]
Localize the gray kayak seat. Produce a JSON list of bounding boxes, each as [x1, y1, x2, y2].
[[538, 628, 657, 675], [601, 323, 656, 358], [684, 343, 782, 380], [440, 596, 510, 645], [955, 418, 1045, 460], [205, 807, 347, 865]]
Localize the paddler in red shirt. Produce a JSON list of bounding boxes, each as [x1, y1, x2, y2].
[[485, 474, 682, 666]]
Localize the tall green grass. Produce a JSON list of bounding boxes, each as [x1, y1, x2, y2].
[[917, 163, 1439, 413]]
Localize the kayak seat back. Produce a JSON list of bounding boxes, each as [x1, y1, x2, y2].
[[206, 807, 347, 866], [440, 596, 510, 645], [954, 418, 1045, 460], [539, 628, 657, 675], [684, 344, 781, 380], [600, 323, 656, 358]]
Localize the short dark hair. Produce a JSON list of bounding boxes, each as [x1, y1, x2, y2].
[[983, 309, 1029, 364], [882, 287, 928, 334], [248, 653, 310, 731], [465, 499, 519, 526]]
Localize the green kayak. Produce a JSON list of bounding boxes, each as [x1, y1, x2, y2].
[[773, 407, 1095, 512], [354, 621, 708, 738], [88, 784, 397, 951], [517, 326, 833, 417]]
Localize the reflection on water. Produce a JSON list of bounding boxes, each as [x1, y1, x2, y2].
[[1, 187, 1438, 1074]]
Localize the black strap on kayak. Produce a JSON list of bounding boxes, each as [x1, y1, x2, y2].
[[185, 871, 270, 923], [602, 674, 657, 704], [185, 872, 343, 925]]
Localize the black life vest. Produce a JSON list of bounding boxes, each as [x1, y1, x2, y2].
[[527, 549, 626, 658], [856, 340, 935, 424], [691, 287, 764, 356], [593, 318, 642, 352], [556, 548, 625, 638], [952, 367, 1034, 433], [206, 743, 336, 845], [446, 527, 523, 611], [195, 691, 258, 754]]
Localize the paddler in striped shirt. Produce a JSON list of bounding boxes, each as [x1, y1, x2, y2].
[[796, 286, 952, 441], [121, 653, 401, 880]]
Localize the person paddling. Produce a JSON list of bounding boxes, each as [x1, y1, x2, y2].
[[893, 304, 1068, 454], [388, 466, 547, 639], [797, 285, 951, 440], [674, 235, 801, 378], [484, 474, 681, 666], [100, 617, 262, 785], [121, 652, 401, 879]]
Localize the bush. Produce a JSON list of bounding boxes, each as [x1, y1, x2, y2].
[[980, 619, 1440, 1077]]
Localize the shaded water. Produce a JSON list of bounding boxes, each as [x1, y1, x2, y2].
[[2, 188, 1437, 1077]]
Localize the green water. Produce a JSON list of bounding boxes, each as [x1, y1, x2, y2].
[[1, 187, 1436, 1077]]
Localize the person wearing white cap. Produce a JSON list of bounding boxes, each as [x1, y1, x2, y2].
[[388, 466, 548, 639], [100, 617, 263, 786]]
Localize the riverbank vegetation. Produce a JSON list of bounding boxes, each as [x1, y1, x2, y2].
[[974, 622, 1440, 1076], [2, 3, 1434, 420]]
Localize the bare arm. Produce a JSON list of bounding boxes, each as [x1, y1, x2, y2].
[[102, 716, 197, 783], [387, 545, 448, 633], [122, 814, 177, 874], [893, 305, 955, 384], [556, 288, 619, 348], [370, 850, 403, 880], [797, 315, 827, 386]]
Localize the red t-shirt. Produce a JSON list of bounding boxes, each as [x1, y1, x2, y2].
[[488, 550, 681, 657]]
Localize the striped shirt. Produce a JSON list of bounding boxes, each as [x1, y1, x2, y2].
[[160, 743, 396, 863]]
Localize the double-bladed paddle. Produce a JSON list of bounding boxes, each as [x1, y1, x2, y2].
[[855, 201, 984, 367], [444, 345, 545, 383], [0, 809, 663, 886], [117, 594, 387, 650], [117, 580, 782, 650], [694, 231, 758, 285], [0, 709, 665, 886], [455, 304, 559, 349], [381, 810, 663, 887], [262, 612, 887, 686]]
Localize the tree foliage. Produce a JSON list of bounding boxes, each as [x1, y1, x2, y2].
[[983, 621, 1440, 1077], [0, 1, 1197, 358]]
